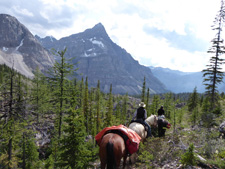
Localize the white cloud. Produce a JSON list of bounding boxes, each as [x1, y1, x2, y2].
[[12, 6, 33, 17], [0, 0, 223, 72]]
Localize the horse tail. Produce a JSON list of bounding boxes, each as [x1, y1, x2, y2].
[[106, 142, 116, 169]]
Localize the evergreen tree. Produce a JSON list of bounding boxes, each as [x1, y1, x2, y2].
[[141, 77, 146, 102], [22, 133, 40, 169], [0, 65, 3, 84], [164, 93, 173, 119], [47, 48, 75, 139], [146, 88, 150, 116], [122, 94, 128, 125], [59, 108, 92, 168], [79, 77, 84, 108], [30, 68, 49, 122], [0, 67, 27, 168], [150, 95, 160, 115], [202, 0, 225, 109], [106, 84, 113, 127], [83, 77, 89, 133], [96, 80, 101, 133], [89, 88, 97, 140], [188, 87, 199, 112]]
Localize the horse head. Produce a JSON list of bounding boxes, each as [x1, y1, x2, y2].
[[158, 118, 171, 129], [145, 115, 158, 128]]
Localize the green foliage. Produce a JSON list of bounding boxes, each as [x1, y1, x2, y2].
[[202, 97, 210, 113], [106, 84, 113, 127], [96, 80, 101, 133], [163, 93, 173, 119], [149, 95, 160, 115], [83, 76, 89, 132], [58, 108, 92, 168], [141, 77, 146, 103], [121, 93, 128, 125], [30, 68, 50, 122], [44, 154, 54, 169], [24, 136, 40, 169], [180, 143, 196, 166], [218, 150, 225, 158], [47, 48, 77, 138], [188, 87, 199, 112], [138, 148, 154, 164]]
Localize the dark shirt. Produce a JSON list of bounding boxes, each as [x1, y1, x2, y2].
[[132, 107, 147, 121], [137, 107, 145, 120], [158, 108, 165, 116]]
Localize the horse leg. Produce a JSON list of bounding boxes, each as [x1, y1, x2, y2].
[[99, 141, 107, 169], [100, 161, 106, 169], [162, 129, 166, 136], [122, 154, 127, 169]]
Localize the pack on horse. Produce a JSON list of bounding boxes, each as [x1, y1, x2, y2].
[[128, 114, 158, 164], [99, 132, 127, 169], [96, 125, 141, 169]]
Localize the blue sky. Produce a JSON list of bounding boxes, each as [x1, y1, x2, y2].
[[0, 0, 222, 72]]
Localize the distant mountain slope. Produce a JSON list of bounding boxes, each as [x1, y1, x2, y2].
[[149, 66, 205, 93], [0, 14, 54, 77], [36, 23, 168, 95]]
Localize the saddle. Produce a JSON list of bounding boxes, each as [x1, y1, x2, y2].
[[95, 125, 141, 154], [131, 119, 148, 131]]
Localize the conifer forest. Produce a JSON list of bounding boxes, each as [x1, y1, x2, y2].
[[0, 46, 225, 169]]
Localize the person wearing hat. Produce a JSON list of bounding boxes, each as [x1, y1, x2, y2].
[[158, 105, 165, 119], [131, 102, 152, 138]]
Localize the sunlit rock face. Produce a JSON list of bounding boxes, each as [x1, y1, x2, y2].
[[37, 23, 168, 95], [0, 14, 54, 77]]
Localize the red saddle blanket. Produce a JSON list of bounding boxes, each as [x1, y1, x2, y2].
[[95, 125, 141, 154]]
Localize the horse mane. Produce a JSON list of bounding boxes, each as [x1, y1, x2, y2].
[[145, 114, 158, 126]]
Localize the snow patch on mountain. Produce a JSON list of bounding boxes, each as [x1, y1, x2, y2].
[[16, 39, 24, 51], [92, 40, 104, 48], [3, 47, 8, 52], [83, 51, 97, 57]]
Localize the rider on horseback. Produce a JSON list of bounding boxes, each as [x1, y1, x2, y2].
[[158, 105, 165, 119], [131, 102, 152, 138]]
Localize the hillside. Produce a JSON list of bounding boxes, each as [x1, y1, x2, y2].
[[150, 66, 205, 93], [0, 14, 54, 77]]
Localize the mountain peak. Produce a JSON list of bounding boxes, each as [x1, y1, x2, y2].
[[82, 23, 108, 39], [93, 23, 104, 29]]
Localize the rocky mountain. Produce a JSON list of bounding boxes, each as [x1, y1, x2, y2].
[[0, 14, 54, 77], [36, 23, 168, 95]]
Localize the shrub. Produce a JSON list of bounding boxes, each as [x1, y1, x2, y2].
[[180, 143, 196, 166]]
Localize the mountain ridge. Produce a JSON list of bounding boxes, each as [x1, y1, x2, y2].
[[149, 66, 205, 93], [37, 23, 168, 94]]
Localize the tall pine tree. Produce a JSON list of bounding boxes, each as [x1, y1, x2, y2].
[[47, 48, 76, 139], [202, 0, 225, 110], [141, 77, 146, 103]]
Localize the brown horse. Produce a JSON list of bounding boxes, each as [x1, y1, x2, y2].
[[99, 133, 127, 169]]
